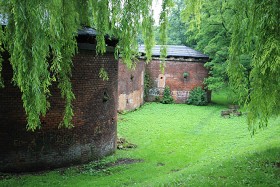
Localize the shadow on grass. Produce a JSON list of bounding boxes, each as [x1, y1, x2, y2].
[[0, 157, 143, 180], [165, 147, 280, 186], [211, 88, 237, 106]]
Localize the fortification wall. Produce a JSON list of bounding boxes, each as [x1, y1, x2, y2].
[[118, 61, 145, 112], [0, 49, 118, 172], [145, 59, 209, 103]]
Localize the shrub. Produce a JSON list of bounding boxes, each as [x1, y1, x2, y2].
[[161, 86, 174, 104], [183, 72, 189, 78], [187, 87, 208, 106], [155, 96, 161, 102], [144, 73, 152, 99]]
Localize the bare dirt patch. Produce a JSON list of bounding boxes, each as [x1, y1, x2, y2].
[[117, 137, 137, 149]]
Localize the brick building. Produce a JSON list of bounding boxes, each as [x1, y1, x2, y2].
[[118, 45, 209, 111], [0, 28, 119, 172], [142, 45, 210, 103]]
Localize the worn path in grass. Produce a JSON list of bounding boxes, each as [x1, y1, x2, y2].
[[1, 103, 280, 186]]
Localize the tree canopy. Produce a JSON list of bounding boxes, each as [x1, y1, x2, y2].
[[0, 0, 173, 131], [143, 0, 186, 46], [167, 0, 187, 45], [184, 0, 233, 91], [184, 0, 280, 134]]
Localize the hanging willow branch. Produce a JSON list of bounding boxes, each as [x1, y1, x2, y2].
[[228, 0, 280, 134], [0, 0, 166, 131], [0, 25, 3, 88], [5, 0, 52, 131], [159, 0, 173, 73], [183, 0, 280, 134], [141, 0, 154, 63], [182, 0, 202, 29]]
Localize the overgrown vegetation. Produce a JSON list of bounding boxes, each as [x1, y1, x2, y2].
[[183, 72, 189, 78], [1, 94, 279, 186], [0, 0, 174, 130], [183, 0, 280, 133], [183, 0, 233, 91], [187, 87, 208, 106], [143, 73, 151, 99], [161, 86, 174, 104]]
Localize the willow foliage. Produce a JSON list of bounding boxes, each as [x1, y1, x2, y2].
[[0, 0, 168, 131], [184, 0, 280, 134], [0, 25, 3, 88], [182, 0, 202, 28], [159, 0, 173, 72], [228, 0, 280, 134], [184, 0, 233, 91]]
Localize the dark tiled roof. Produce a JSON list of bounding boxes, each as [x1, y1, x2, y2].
[[78, 27, 98, 36], [139, 45, 208, 58], [77, 27, 118, 47]]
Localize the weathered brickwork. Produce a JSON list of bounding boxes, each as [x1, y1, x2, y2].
[[145, 59, 210, 103], [118, 60, 145, 112], [0, 50, 118, 172]]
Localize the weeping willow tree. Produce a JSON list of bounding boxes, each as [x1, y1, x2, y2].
[[184, 0, 280, 134], [0, 0, 172, 131], [158, 0, 173, 72]]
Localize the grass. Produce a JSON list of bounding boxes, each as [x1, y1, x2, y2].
[[211, 88, 236, 106], [1, 97, 280, 186]]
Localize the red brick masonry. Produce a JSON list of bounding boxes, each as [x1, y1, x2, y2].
[[118, 61, 145, 112], [0, 50, 118, 172], [145, 58, 209, 103]]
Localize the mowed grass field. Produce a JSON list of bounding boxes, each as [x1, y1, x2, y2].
[[1, 93, 280, 186]]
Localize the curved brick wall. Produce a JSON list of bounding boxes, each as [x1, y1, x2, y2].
[[0, 49, 118, 172]]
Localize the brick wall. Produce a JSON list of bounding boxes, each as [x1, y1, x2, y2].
[[0, 49, 118, 172], [145, 58, 210, 103], [118, 60, 145, 112]]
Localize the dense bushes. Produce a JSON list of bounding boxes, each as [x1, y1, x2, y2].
[[187, 87, 208, 106]]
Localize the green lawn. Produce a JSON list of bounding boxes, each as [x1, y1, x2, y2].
[[1, 101, 280, 186]]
